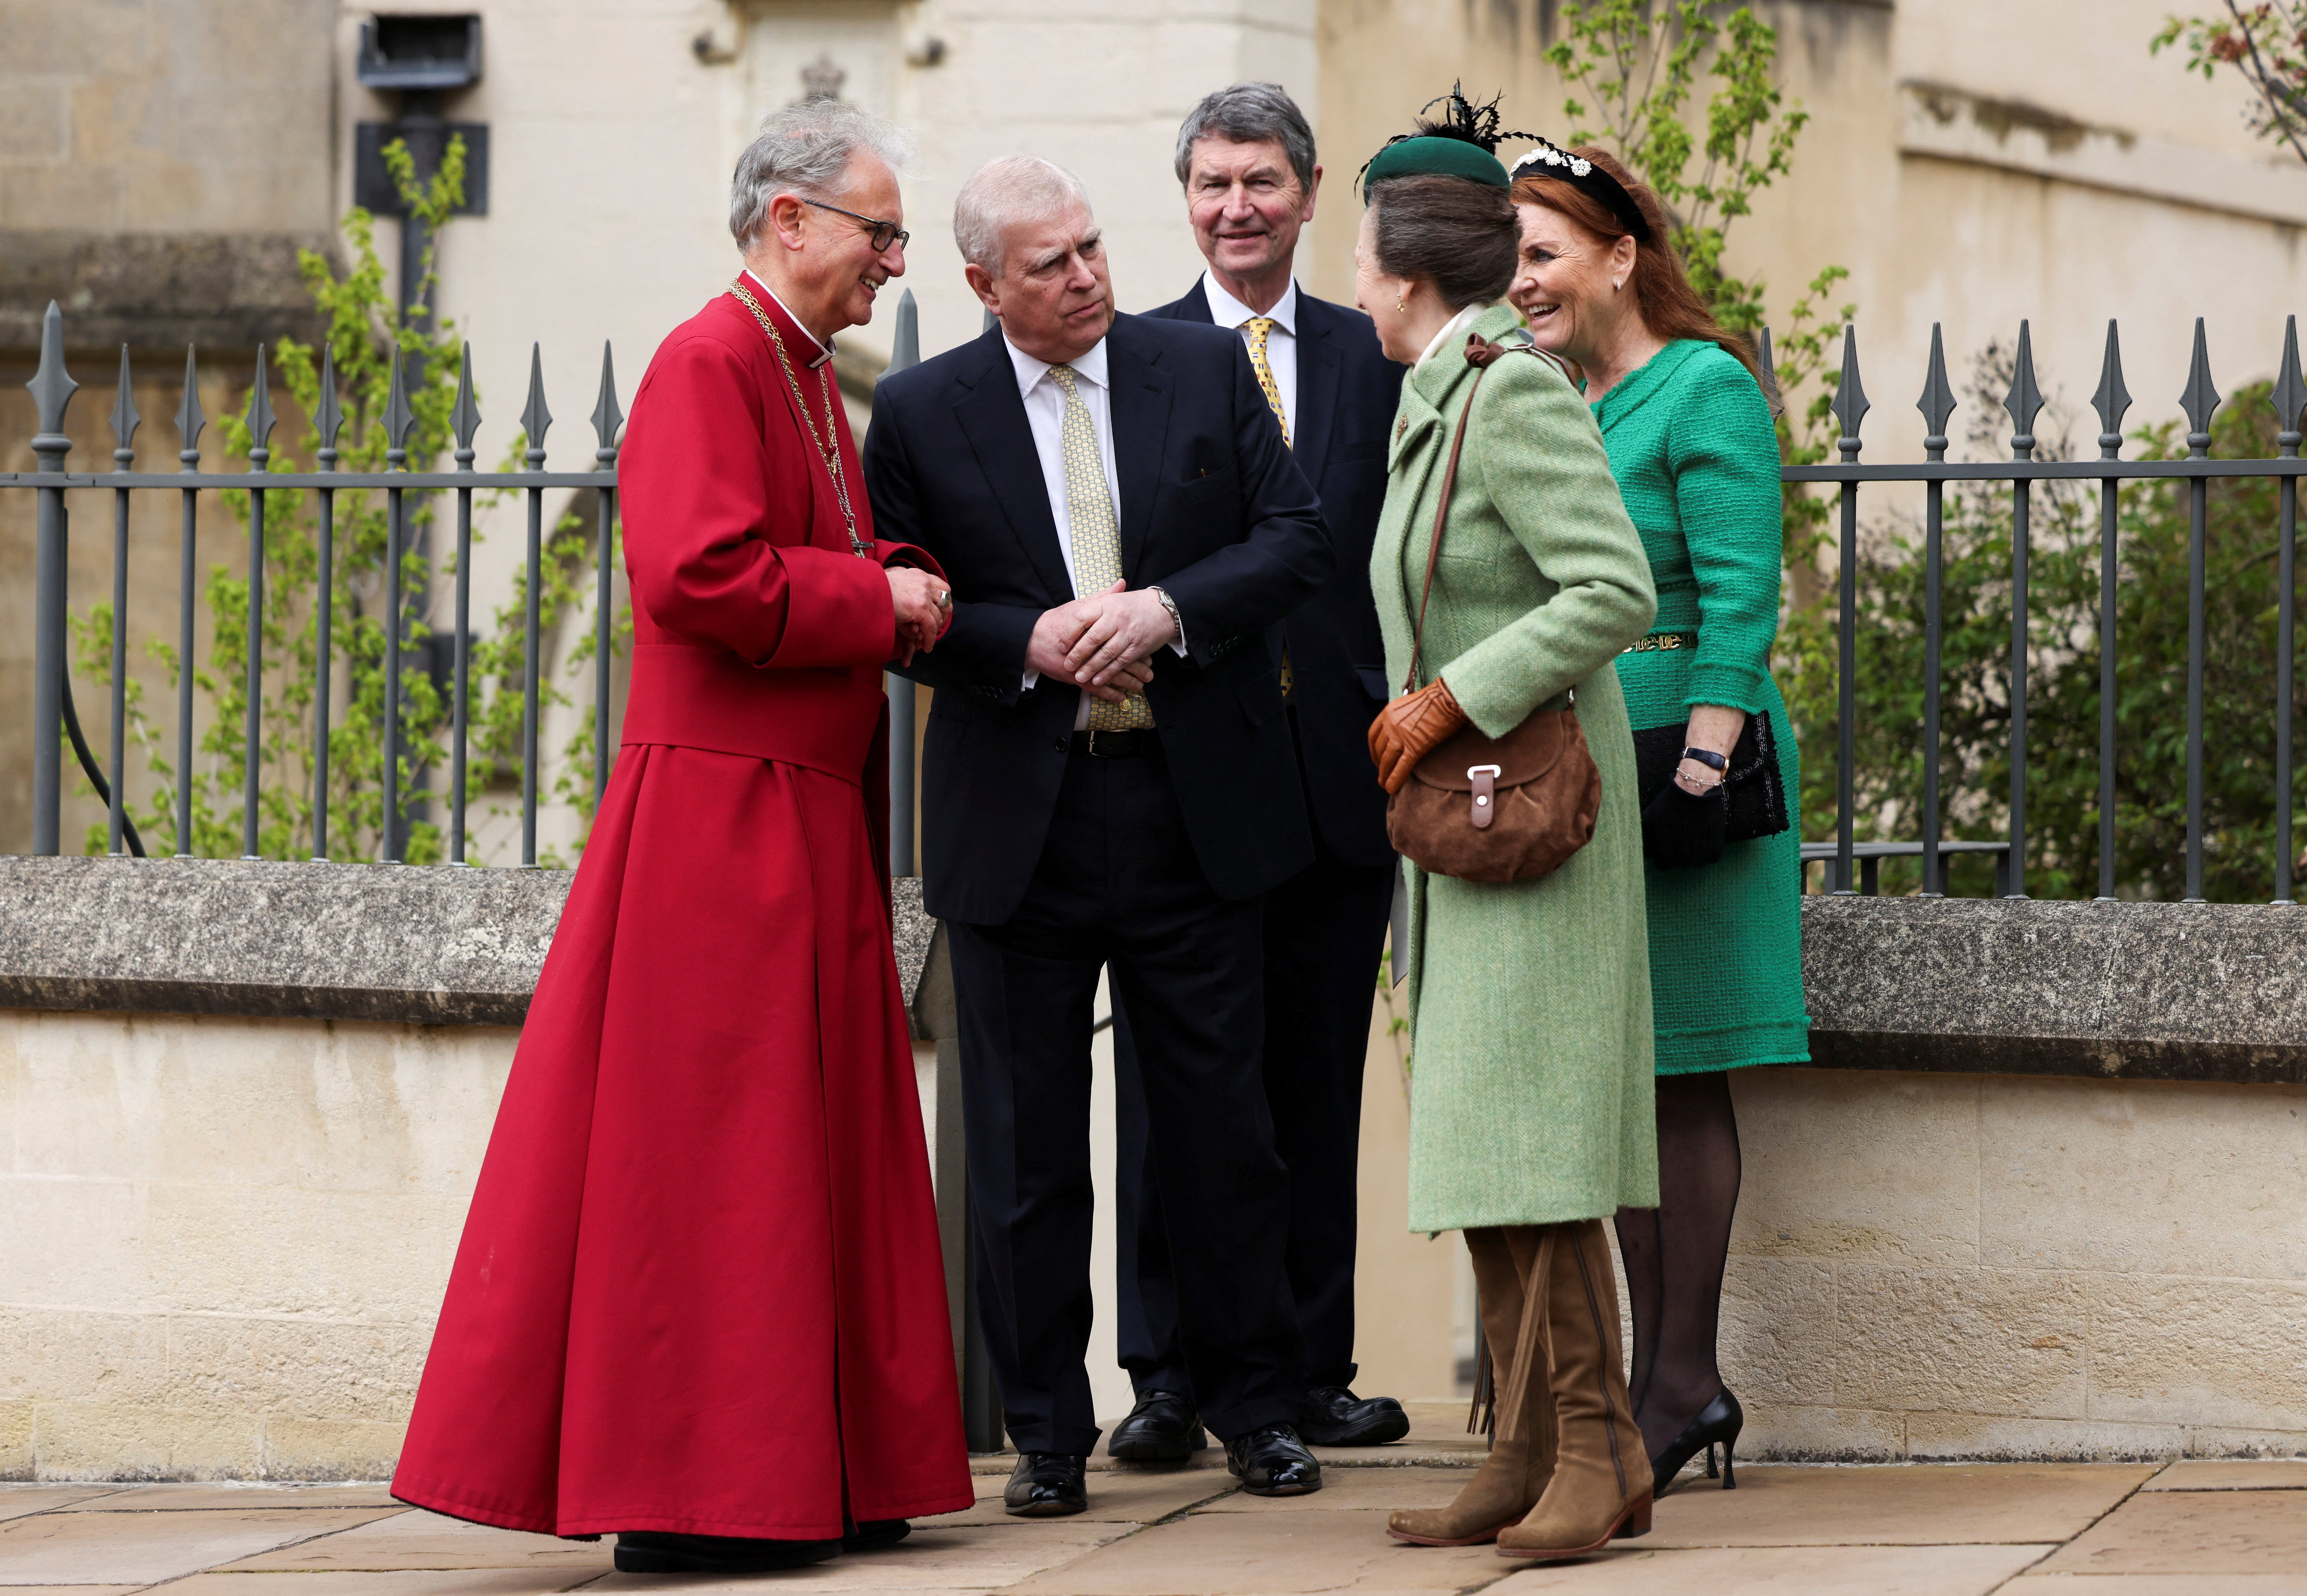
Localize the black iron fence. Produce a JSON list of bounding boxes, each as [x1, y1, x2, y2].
[[1773, 313, 2307, 903], [9, 297, 2307, 901], [7, 300, 622, 867]]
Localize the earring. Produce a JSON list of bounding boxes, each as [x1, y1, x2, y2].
[[1395, 297, 1406, 313], [1613, 279, 1624, 293]]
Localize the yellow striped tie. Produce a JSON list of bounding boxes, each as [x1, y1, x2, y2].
[[1048, 364, 1153, 730], [1244, 318, 1295, 699]]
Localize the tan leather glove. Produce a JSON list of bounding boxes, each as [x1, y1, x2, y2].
[[1368, 677, 1467, 796]]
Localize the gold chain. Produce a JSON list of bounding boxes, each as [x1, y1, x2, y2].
[[726, 279, 869, 557]]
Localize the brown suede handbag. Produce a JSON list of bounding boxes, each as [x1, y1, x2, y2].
[[1384, 336, 1602, 885]]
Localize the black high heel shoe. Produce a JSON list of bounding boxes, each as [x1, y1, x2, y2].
[[1648, 1386, 1743, 1497]]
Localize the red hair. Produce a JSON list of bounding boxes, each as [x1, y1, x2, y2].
[[1509, 145, 1760, 383]]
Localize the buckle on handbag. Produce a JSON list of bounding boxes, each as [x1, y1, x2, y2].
[[1467, 764, 1502, 830]]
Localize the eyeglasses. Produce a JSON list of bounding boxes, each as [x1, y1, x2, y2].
[[804, 198, 909, 254]]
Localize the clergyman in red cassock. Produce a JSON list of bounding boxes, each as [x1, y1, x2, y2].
[[391, 103, 973, 1575]]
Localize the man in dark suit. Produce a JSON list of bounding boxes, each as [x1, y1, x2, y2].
[[1108, 83, 1410, 1462], [863, 154, 1334, 1516]]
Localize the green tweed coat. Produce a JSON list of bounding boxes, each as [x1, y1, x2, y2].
[[1373, 304, 1662, 1231]]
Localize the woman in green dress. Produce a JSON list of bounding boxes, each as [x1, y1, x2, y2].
[[1506, 142, 1810, 1497], [1352, 98, 1660, 1561]]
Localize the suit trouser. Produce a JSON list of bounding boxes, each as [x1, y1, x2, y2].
[[1114, 815, 1396, 1398], [947, 743, 1305, 1456]]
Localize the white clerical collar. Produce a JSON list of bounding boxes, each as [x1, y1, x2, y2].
[[1005, 332, 1109, 399], [744, 268, 833, 368], [1200, 271, 1298, 336], [1416, 303, 1489, 373]]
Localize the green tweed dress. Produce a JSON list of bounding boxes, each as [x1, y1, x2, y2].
[[1374, 304, 1661, 1231], [1595, 339, 1811, 1074]]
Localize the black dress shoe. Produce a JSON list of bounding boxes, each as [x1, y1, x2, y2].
[[1004, 1451, 1088, 1517], [843, 1518, 911, 1551], [613, 1531, 843, 1573], [1297, 1385, 1411, 1447], [1107, 1390, 1209, 1462], [1224, 1424, 1322, 1496]]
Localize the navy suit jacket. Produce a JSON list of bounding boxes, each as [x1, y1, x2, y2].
[[1142, 279, 1405, 868], [863, 312, 1334, 925]]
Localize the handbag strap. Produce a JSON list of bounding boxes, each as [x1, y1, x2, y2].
[[1403, 335, 1563, 693]]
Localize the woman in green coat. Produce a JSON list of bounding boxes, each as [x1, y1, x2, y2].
[[1507, 142, 1811, 1498], [1351, 102, 1659, 1562]]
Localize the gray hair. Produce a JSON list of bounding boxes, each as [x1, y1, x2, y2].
[[952, 156, 1092, 277], [729, 101, 914, 252], [1172, 82, 1316, 193]]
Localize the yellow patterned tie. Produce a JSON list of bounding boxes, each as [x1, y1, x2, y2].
[[1243, 318, 1296, 699], [1048, 364, 1153, 730], [1244, 317, 1291, 446]]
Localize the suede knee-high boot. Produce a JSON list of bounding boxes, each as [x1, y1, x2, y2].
[[1386, 1227, 1556, 1545], [1496, 1219, 1651, 1559]]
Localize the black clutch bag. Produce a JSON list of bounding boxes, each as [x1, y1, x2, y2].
[[1632, 714, 1790, 845]]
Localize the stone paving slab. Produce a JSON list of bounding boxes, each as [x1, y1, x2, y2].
[[967, 1400, 1487, 1475], [1643, 1463, 2156, 1547], [1006, 1508, 1508, 1593], [217, 1509, 609, 1573], [171, 1573, 588, 1595], [0, 1486, 127, 1522], [2141, 1459, 2307, 1490], [2004, 1577, 2307, 1593], [1189, 1466, 1473, 1514], [1489, 1543, 2055, 1594], [2034, 1486, 2307, 1575], [593, 1522, 1131, 1592], [52, 1483, 406, 1511], [936, 1468, 1236, 1525], [0, 1505, 398, 1585]]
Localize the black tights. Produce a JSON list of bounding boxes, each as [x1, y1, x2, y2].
[[1613, 1070, 1741, 1460]]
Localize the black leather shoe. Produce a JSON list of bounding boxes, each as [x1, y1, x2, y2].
[[1297, 1385, 1411, 1447], [1004, 1451, 1088, 1517], [1107, 1390, 1209, 1462], [1224, 1424, 1323, 1496], [843, 1518, 911, 1551], [613, 1531, 843, 1573], [1652, 1385, 1744, 1497]]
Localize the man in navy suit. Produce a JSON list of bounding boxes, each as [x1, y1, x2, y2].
[[863, 155, 1334, 1516], [1109, 83, 1410, 1461]]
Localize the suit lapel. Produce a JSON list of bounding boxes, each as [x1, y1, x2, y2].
[[1105, 320, 1174, 578], [1293, 302, 1343, 488], [1170, 280, 1215, 324], [951, 330, 1074, 604]]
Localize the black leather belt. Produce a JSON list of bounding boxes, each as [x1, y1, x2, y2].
[[1072, 727, 1162, 759]]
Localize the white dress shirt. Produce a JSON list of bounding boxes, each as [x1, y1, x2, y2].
[[1201, 272, 1298, 439], [1004, 332, 1182, 726]]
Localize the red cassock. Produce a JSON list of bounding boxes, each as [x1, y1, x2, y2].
[[391, 284, 973, 1539]]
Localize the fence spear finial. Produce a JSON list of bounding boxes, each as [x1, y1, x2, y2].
[[591, 341, 623, 460], [176, 344, 205, 470], [1916, 323, 1955, 463], [384, 348, 415, 467], [2272, 315, 2304, 458], [110, 346, 140, 470], [315, 342, 344, 468], [451, 340, 482, 468], [1831, 325, 1868, 463], [247, 347, 276, 470], [1756, 325, 1785, 421], [2091, 320, 2131, 461], [520, 342, 551, 468], [2180, 317, 2221, 458], [2004, 320, 2043, 461], [28, 301, 78, 462]]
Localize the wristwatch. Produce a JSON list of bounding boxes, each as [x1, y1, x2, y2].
[[1676, 745, 1727, 794], [1148, 585, 1187, 649]]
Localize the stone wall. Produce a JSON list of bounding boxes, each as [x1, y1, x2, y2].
[[2, 859, 2304, 1477]]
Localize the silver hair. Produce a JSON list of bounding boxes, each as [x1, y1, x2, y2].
[[728, 101, 915, 252], [1172, 82, 1316, 193], [951, 156, 1092, 277]]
